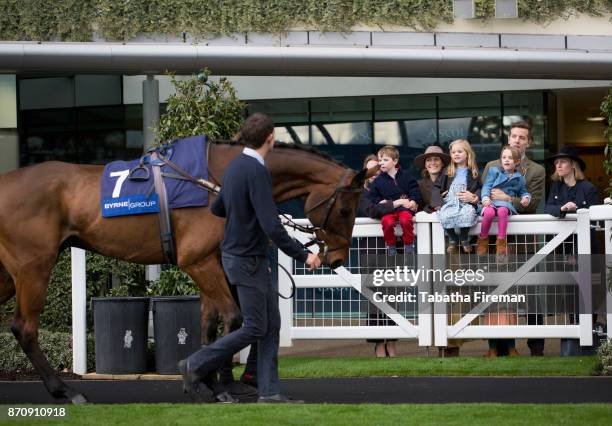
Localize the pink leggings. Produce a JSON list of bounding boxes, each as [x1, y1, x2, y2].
[[480, 206, 510, 239]]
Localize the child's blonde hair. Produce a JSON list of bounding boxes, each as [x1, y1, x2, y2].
[[447, 139, 479, 179], [500, 144, 525, 175], [377, 145, 399, 161]]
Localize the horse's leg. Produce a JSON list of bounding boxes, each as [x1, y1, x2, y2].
[[10, 257, 87, 403], [200, 296, 220, 346], [200, 297, 235, 387]]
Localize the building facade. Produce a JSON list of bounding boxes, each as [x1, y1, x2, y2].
[[1, 5, 611, 205]]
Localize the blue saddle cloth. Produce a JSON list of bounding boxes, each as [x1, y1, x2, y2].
[[101, 135, 209, 217]]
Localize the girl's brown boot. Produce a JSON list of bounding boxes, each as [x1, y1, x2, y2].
[[476, 237, 489, 256], [496, 237, 508, 262]]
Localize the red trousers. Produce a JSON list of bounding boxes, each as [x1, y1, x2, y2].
[[381, 210, 414, 246]]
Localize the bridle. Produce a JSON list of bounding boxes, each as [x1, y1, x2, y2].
[[281, 168, 361, 266]]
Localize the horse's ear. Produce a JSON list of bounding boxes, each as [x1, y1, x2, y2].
[[350, 165, 379, 188]]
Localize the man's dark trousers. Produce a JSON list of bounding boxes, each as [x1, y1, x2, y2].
[[187, 252, 280, 397]]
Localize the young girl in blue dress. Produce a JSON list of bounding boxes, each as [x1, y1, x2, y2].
[[437, 139, 481, 253]]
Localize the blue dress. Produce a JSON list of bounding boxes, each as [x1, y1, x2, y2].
[[437, 168, 478, 229]]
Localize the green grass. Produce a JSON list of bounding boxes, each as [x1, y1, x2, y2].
[[3, 404, 611, 425], [234, 356, 601, 378]]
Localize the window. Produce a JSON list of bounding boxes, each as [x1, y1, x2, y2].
[[438, 92, 502, 167], [311, 98, 372, 145], [248, 99, 309, 145], [374, 96, 437, 147], [503, 92, 546, 162]]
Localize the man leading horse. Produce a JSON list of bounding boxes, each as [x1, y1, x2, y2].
[[179, 113, 321, 403]]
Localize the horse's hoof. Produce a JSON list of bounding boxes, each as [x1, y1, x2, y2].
[[71, 393, 89, 404]]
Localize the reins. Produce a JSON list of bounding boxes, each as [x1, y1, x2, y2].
[[152, 145, 358, 298]]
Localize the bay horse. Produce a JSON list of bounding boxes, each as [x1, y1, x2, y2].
[[0, 140, 375, 403]]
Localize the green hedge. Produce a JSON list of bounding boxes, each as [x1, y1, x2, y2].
[[0, 330, 95, 373], [0, 0, 610, 42], [598, 338, 612, 376]]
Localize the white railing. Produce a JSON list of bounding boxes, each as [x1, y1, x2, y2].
[[279, 215, 432, 347], [71, 205, 612, 372], [279, 206, 612, 348], [431, 210, 592, 346]]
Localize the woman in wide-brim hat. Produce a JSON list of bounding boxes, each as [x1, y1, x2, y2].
[[414, 145, 451, 213], [544, 145, 598, 218], [544, 146, 605, 329]]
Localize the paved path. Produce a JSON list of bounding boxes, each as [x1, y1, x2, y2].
[[1, 377, 611, 404]]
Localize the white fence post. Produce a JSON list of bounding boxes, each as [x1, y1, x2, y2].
[[606, 219, 612, 341], [431, 220, 448, 347], [415, 212, 432, 346], [576, 209, 593, 346], [71, 248, 87, 375], [588, 204, 612, 341], [279, 216, 295, 347], [606, 218, 612, 340]]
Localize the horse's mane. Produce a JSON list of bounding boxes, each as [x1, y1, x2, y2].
[[211, 139, 349, 169]]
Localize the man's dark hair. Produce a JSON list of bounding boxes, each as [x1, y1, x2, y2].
[[240, 113, 274, 149], [510, 120, 533, 141]]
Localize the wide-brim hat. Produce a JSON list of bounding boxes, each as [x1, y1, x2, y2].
[[545, 145, 586, 171], [414, 145, 450, 169]]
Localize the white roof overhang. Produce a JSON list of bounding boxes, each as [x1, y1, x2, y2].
[[0, 42, 610, 79]]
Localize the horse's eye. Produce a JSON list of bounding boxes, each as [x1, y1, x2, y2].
[[340, 207, 351, 217]]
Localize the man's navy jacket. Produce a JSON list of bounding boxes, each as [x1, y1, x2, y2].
[[368, 167, 422, 213], [211, 153, 307, 263]]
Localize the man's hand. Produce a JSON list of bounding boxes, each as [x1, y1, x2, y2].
[[306, 252, 322, 271], [520, 196, 530, 207], [490, 188, 511, 202], [560, 201, 577, 212]]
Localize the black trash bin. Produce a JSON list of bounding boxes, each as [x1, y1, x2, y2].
[[92, 297, 149, 374], [151, 296, 201, 374]]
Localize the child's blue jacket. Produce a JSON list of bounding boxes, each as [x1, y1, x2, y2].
[[481, 166, 530, 214]]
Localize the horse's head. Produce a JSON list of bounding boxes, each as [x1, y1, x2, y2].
[[304, 166, 379, 268]]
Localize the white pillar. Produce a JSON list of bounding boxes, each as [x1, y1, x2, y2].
[[71, 248, 87, 375], [145, 265, 161, 281], [142, 75, 159, 152], [142, 75, 161, 288]]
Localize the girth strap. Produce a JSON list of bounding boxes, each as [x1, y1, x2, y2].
[[151, 152, 177, 265]]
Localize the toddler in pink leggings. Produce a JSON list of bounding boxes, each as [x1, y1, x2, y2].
[[476, 145, 530, 261]]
